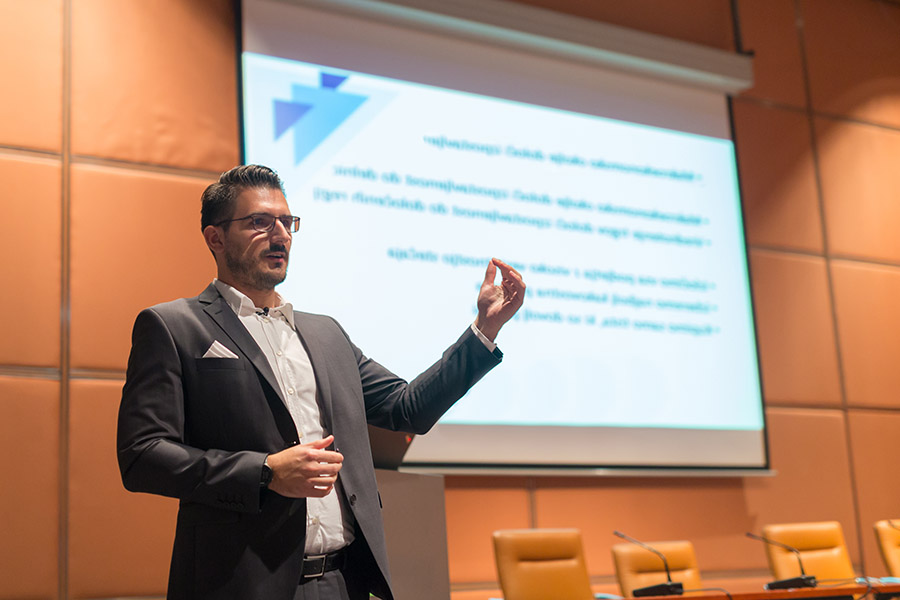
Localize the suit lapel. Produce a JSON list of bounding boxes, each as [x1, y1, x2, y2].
[[198, 284, 288, 410], [293, 312, 334, 432]]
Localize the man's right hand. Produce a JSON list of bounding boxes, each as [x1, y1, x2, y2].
[[265, 435, 343, 498]]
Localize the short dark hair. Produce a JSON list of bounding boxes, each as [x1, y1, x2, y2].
[[200, 164, 286, 230]]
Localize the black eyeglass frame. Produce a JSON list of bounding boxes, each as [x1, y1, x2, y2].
[[214, 213, 301, 233]]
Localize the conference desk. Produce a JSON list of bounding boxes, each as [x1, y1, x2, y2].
[[637, 583, 900, 600]]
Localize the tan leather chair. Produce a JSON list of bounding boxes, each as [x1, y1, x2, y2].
[[874, 520, 900, 576], [611, 540, 702, 597], [493, 529, 595, 600], [760, 521, 855, 581]]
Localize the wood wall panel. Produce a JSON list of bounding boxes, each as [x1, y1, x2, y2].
[[748, 250, 841, 406], [0, 155, 62, 367], [68, 379, 175, 599], [0, 0, 62, 152], [534, 475, 756, 575], [847, 409, 900, 578], [735, 101, 821, 252], [744, 408, 859, 563], [736, 0, 806, 107], [0, 377, 59, 600], [444, 476, 532, 584], [801, 0, 900, 128], [816, 118, 900, 264], [69, 164, 215, 370], [70, 0, 238, 171], [831, 260, 900, 409]]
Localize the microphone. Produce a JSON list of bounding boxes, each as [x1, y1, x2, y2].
[[613, 531, 684, 597], [745, 532, 816, 590], [256, 307, 269, 317]]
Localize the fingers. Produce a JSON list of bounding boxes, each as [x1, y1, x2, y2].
[[309, 449, 343, 465], [304, 434, 334, 450], [492, 257, 523, 279], [482, 259, 498, 287], [267, 435, 345, 497], [490, 258, 526, 304], [492, 258, 526, 295]]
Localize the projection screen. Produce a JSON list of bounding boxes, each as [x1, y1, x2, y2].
[[241, 0, 768, 472]]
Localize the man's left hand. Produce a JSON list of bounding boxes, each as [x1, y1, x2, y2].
[[474, 258, 526, 342]]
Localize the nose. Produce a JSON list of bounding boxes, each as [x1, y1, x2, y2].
[[270, 218, 292, 242]]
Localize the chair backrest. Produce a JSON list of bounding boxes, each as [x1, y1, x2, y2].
[[874, 520, 900, 577], [493, 529, 595, 600], [611, 540, 701, 597], [760, 521, 855, 581]]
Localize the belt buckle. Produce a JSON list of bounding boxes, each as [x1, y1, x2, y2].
[[304, 554, 327, 579]]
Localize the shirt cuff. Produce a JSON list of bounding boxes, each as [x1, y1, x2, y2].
[[470, 322, 498, 353]]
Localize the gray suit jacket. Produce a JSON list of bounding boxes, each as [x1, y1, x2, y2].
[[117, 283, 502, 600]]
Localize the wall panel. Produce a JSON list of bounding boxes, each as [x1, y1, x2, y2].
[[801, 0, 900, 128], [748, 250, 841, 406], [743, 408, 858, 562], [0, 0, 63, 152], [816, 117, 900, 264], [831, 260, 900, 409], [68, 379, 175, 599], [535, 475, 755, 575], [0, 377, 59, 600], [847, 409, 900, 578], [444, 476, 532, 584], [69, 164, 215, 370], [0, 155, 62, 367], [70, 0, 238, 171], [735, 101, 822, 252]]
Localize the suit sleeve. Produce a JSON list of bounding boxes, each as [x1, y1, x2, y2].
[[117, 308, 267, 514], [342, 322, 503, 434]]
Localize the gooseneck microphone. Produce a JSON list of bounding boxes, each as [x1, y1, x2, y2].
[[613, 531, 684, 597], [745, 532, 817, 590]]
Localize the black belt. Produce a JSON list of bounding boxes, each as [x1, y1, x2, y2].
[[300, 548, 347, 580]]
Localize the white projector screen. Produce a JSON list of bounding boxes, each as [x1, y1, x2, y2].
[[241, 0, 768, 471]]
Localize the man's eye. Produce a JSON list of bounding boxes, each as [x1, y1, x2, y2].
[[251, 216, 271, 228]]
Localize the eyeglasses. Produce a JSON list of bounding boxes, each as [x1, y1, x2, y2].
[[215, 213, 301, 233]]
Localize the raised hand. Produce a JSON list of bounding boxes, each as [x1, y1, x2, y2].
[[474, 258, 526, 342], [265, 435, 344, 498]]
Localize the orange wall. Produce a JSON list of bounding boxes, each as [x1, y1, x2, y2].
[[1, 1, 899, 599]]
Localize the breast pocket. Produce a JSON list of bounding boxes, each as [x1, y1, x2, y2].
[[195, 357, 246, 371]]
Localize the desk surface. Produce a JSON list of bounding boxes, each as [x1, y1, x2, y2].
[[637, 582, 900, 600]]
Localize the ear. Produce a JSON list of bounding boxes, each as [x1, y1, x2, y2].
[[203, 225, 225, 256]]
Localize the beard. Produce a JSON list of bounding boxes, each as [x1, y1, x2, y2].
[[224, 243, 288, 291]]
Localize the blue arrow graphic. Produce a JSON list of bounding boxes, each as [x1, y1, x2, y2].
[[272, 73, 368, 165], [273, 100, 311, 139]]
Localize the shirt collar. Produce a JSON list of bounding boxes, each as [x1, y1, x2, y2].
[[213, 279, 295, 328]]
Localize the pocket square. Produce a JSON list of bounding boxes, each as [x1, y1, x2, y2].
[[202, 340, 239, 359]]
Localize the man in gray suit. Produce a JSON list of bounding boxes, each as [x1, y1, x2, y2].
[[117, 164, 525, 600]]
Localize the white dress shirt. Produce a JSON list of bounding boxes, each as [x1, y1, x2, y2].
[[214, 279, 352, 555]]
